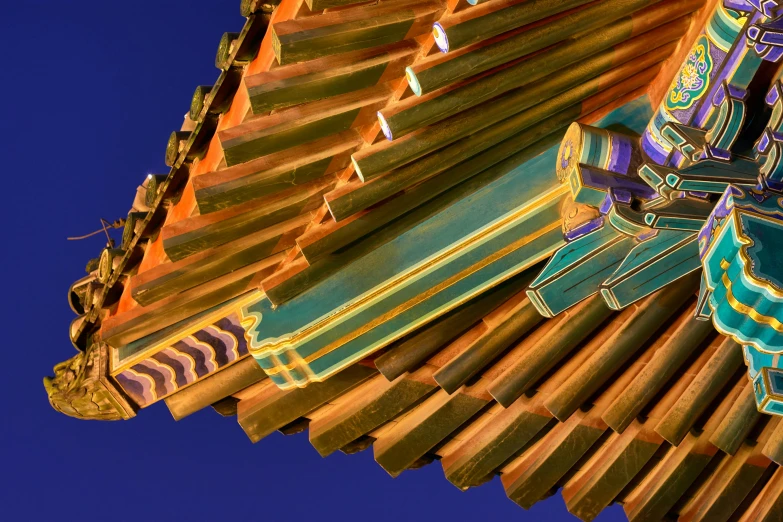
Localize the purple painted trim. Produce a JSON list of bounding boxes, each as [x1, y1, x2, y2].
[[564, 217, 605, 241]]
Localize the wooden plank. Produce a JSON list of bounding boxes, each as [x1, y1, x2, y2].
[[164, 356, 268, 420], [359, 42, 672, 180], [654, 337, 745, 446], [678, 419, 778, 522], [271, 0, 442, 64], [502, 332, 658, 509], [441, 394, 553, 489], [308, 365, 438, 456], [306, 0, 372, 10], [374, 271, 535, 381], [130, 213, 310, 306], [544, 279, 697, 421], [433, 0, 590, 53], [398, 10, 691, 136], [601, 306, 715, 433], [219, 84, 391, 166], [193, 130, 362, 214], [488, 295, 613, 407], [432, 295, 542, 394], [738, 466, 783, 522], [329, 68, 657, 221], [561, 352, 703, 522], [161, 175, 334, 261], [409, 0, 660, 96], [763, 417, 783, 465], [245, 41, 417, 113], [622, 384, 744, 522], [100, 259, 277, 348], [563, 421, 663, 522], [709, 380, 764, 456], [373, 380, 491, 476], [237, 363, 377, 442]]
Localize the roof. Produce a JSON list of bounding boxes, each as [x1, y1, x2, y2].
[[47, 0, 783, 519]]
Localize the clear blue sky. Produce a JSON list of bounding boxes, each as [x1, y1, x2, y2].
[[0, 2, 627, 520]]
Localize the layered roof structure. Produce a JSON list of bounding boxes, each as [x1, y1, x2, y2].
[[47, 0, 783, 519]]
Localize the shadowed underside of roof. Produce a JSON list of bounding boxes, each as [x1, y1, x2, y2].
[[178, 265, 783, 522]]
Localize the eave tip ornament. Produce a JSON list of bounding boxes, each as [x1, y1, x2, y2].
[[532, 0, 783, 416], [44, 344, 136, 421]]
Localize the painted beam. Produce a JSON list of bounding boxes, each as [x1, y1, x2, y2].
[[130, 213, 309, 306], [271, 0, 442, 64], [244, 161, 568, 387], [245, 41, 417, 114], [526, 223, 637, 318], [304, 123, 565, 265], [193, 130, 362, 214], [161, 175, 334, 261], [387, 9, 690, 139], [101, 260, 273, 348], [406, 0, 665, 96], [218, 84, 391, 166]]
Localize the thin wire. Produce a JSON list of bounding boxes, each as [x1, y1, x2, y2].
[[67, 218, 125, 242]]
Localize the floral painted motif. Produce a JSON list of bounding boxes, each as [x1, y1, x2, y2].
[[666, 35, 713, 111], [557, 139, 574, 182]]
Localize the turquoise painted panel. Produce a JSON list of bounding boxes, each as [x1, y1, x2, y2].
[[700, 185, 783, 355], [600, 230, 701, 310], [242, 96, 654, 388], [527, 223, 635, 317]]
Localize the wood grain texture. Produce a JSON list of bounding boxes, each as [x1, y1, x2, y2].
[[271, 0, 442, 64], [219, 84, 391, 166]]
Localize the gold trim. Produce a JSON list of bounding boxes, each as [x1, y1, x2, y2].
[[262, 219, 563, 377], [722, 271, 783, 333], [736, 211, 783, 300], [111, 290, 263, 374], [249, 184, 568, 359]]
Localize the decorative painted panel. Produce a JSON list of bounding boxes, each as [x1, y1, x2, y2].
[[534, 0, 783, 415], [240, 97, 654, 389], [109, 295, 257, 408]]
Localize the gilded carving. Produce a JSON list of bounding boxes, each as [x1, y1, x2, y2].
[[44, 344, 136, 421]]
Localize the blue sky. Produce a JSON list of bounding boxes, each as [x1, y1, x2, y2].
[[0, 2, 626, 520]]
